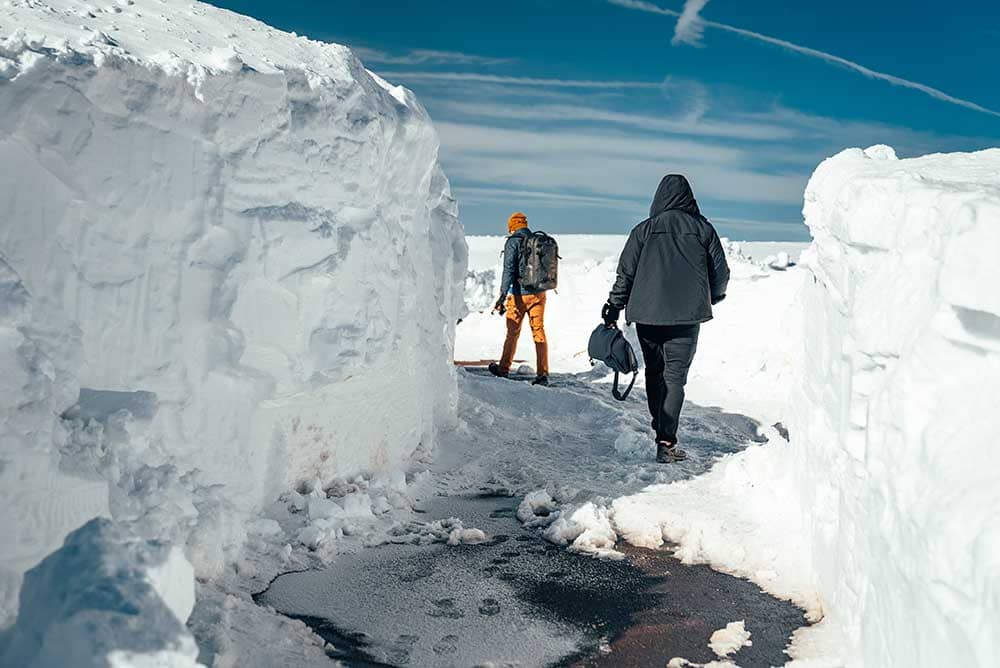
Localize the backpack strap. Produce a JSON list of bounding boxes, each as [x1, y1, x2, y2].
[[611, 369, 637, 401]]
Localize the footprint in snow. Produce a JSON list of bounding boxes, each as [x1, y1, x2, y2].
[[432, 635, 460, 655], [386, 634, 419, 665], [427, 598, 464, 619], [478, 598, 501, 616]]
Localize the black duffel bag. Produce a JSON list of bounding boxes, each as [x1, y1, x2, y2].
[[587, 323, 639, 401]]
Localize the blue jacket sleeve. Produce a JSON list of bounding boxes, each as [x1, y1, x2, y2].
[[499, 236, 519, 295]]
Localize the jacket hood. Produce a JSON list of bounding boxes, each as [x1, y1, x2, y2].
[[649, 174, 700, 218]]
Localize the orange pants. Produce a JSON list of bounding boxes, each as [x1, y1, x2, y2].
[[499, 293, 548, 376]]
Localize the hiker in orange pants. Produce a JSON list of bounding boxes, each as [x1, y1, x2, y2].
[[489, 212, 550, 386], [498, 292, 549, 379]]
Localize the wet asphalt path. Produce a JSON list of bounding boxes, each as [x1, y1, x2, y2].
[[257, 494, 807, 667]]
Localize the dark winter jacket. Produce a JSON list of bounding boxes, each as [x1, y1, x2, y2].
[[500, 228, 545, 296], [608, 175, 730, 325]]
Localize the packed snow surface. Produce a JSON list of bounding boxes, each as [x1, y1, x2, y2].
[[0, 1, 466, 662]]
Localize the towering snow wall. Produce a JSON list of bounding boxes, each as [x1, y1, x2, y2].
[[0, 0, 466, 623], [794, 146, 1000, 666]]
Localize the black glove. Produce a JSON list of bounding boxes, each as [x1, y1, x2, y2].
[[711, 293, 726, 306], [493, 295, 507, 315], [601, 302, 620, 326]]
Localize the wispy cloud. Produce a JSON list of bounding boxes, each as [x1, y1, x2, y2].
[[672, 0, 711, 46], [456, 186, 639, 210], [435, 121, 744, 164], [354, 47, 511, 67], [436, 121, 807, 206], [376, 71, 666, 89], [608, 0, 679, 17], [435, 100, 800, 141], [608, 0, 1000, 117]]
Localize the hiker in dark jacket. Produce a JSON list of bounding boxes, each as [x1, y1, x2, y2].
[[602, 175, 730, 463], [488, 212, 549, 386]]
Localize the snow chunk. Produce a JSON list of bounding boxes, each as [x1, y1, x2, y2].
[[709, 620, 752, 658], [555, 502, 623, 560], [447, 527, 489, 546], [516, 490, 559, 528], [0, 518, 200, 668], [667, 659, 736, 668], [766, 251, 790, 271]]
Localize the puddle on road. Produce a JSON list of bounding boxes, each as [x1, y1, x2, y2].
[[256, 495, 807, 667]]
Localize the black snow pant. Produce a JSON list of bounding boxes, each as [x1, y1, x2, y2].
[[636, 323, 700, 444]]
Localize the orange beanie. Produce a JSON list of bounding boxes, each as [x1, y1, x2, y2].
[[508, 212, 528, 233]]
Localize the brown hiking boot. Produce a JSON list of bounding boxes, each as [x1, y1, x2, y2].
[[488, 362, 509, 378], [656, 442, 688, 463]]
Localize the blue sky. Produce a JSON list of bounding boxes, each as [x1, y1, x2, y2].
[[207, 0, 1000, 240]]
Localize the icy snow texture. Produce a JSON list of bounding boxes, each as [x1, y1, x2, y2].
[[0, 258, 111, 619], [790, 147, 1000, 667], [0, 0, 465, 629], [0, 518, 200, 668]]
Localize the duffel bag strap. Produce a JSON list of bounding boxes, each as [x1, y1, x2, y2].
[[612, 370, 637, 401]]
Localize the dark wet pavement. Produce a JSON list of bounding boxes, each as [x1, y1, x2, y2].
[[257, 494, 807, 667]]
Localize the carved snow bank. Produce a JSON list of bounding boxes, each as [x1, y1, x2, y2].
[[0, 0, 466, 625]]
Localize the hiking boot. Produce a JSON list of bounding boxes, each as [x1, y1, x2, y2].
[[531, 375, 549, 387], [488, 362, 509, 378], [656, 442, 688, 463]]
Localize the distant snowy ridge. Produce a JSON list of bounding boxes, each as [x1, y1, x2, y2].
[[458, 235, 803, 391], [0, 0, 466, 660]]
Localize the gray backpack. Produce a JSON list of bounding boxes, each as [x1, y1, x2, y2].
[[587, 324, 638, 401], [518, 231, 559, 292]]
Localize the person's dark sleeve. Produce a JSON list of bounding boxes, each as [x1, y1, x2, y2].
[[608, 227, 644, 309], [705, 225, 730, 302], [499, 236, 519, 296]]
